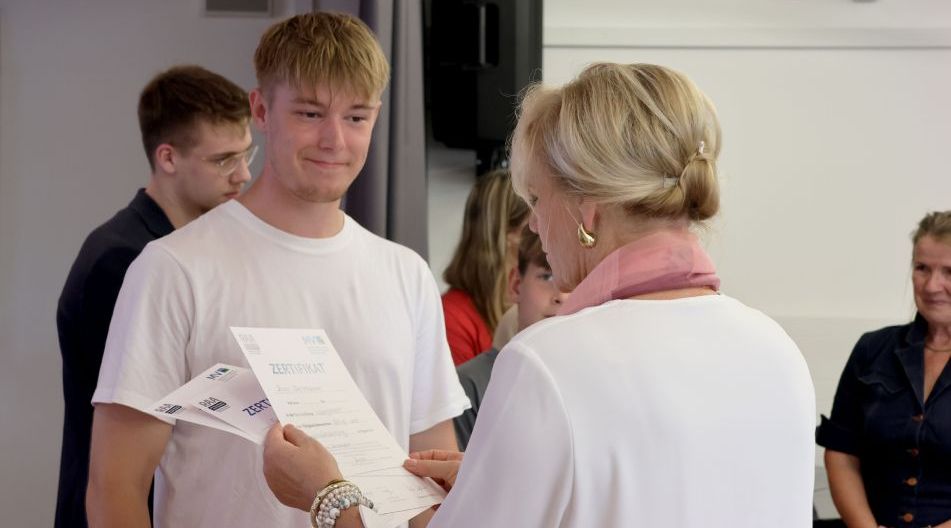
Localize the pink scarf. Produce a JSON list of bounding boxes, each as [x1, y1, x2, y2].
[[558, 229, 720, 317]]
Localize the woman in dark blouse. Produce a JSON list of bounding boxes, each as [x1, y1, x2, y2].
[[818, 210, 951, 528]]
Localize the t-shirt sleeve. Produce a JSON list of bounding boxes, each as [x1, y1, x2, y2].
[[431, 342, 573, 527], [409, 263, 471, 434], [816, 334, 870, 455], [92, 242, 194, 423]]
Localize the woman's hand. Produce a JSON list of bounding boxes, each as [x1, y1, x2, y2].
[[403, 449, 464, 492], [262, 423, 343, 511]]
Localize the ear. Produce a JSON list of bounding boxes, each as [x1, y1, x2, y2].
[[578, 197, 599, 231], [154, 144, 176, 174], [507, 265, 522, 304], [249, 88, 268, 132]]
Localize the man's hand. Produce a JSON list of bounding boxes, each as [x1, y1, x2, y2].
[[262, 423, 343, 511], [403, 449, 464, 492]]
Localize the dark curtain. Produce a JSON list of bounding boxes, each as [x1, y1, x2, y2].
[[314, 0, 429, 259]]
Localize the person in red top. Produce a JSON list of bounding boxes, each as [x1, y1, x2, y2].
[[442, 169, 529, 365]]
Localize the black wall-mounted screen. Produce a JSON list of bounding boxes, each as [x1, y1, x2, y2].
[[428, 0, 543, 172]]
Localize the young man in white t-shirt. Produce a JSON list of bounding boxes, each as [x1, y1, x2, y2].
[[87, 13, 468, 528]]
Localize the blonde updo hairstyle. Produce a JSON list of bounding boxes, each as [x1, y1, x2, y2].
[[511, 63, 721, 223]]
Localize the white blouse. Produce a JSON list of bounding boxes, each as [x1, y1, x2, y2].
[[431, 295, 816, 527]]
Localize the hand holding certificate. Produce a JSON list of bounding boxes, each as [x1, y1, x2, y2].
[[149, 327, 447, 527], [231, 327, 410, 476], [230, 327, 446, 524]]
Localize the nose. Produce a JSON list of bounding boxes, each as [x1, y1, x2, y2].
[[925, 271, 946, 292], [318, 118, 345, 150], [554, 291, 569, 305], [230, 161, 252, 185]]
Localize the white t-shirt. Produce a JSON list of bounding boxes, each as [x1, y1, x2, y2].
[[433, 295, 816, 527], [93, 200, 469, 528]]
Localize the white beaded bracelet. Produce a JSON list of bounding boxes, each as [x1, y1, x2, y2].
[[309, 479, 376, 528]]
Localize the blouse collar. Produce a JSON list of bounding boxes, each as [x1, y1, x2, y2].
[[558, 229, 720, 317]]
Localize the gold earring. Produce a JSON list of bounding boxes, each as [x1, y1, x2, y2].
[[577, 223, 597, 248]]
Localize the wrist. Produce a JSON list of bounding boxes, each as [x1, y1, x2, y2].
[[309, 479, 376, 528]]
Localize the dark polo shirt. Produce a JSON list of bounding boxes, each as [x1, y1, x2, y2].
[[55, 189, 173, 528]]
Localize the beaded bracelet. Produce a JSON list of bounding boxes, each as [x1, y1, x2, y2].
[[310, 480, 346, 527], [309, 479, 376, 528]]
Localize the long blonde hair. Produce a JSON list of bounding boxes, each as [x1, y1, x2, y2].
[[444, 170, 530, 332]]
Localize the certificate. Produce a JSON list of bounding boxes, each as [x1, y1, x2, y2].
[[230, 327, 446, 518], [149, 363, 261, 443], [231, 327, 409, 475], [188, 364, 278, 444]]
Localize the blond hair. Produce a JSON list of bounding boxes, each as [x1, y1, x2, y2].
[[254, 12, 390, 100], [444, 170, 530, 332], [913, 211, 951, 246], [511, 63, 721, 222]]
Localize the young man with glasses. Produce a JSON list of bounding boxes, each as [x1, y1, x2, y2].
[[86, 13, 468, 528], [55, 64, 251, 528]]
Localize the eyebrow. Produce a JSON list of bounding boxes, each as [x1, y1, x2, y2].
[[207, 143, 254, 161], [290, 97, 377, 111]]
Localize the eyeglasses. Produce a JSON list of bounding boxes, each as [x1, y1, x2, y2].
[[201, 144, 258, 177]]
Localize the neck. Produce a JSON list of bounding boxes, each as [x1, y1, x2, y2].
[[927, 323, 951, 350], [557, 223, 720, 317], [237, 168, 344, 239], [145, 179, 198, 229], [583, 215, 692, 275]]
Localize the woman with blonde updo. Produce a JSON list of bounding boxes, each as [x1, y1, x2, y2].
[[262, 63, 816, 527]]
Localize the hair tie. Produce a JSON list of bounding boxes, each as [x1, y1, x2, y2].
[[664, 141, 707, 189]]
